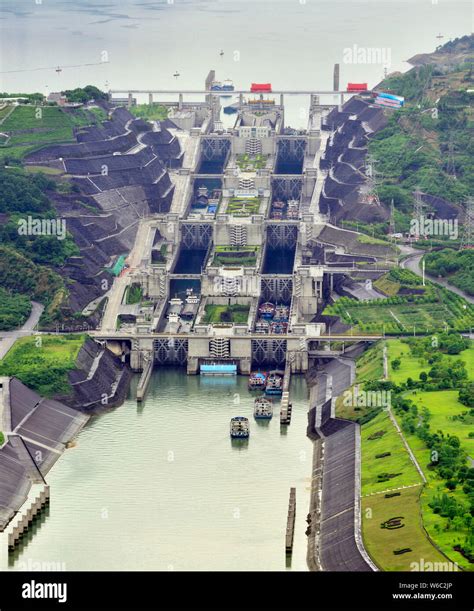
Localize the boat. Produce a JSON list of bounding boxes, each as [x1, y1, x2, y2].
[[258, 302, 276, 320], [230, 416, 250, 439], [274, 305, 289, 322], [265, 372, 283, 396], [270, 321, 288, 334], [273, 200, 285, 210], [248, 371, 267, 390], [255, 321, 269, 334], [211, 79, 235, 95], [254, 397, 273, 420]]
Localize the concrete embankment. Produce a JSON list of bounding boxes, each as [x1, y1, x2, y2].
[[0, 336, 131, 549], [305, 357, 377, 572], [60, 337, 132, 412], [0, 377, 88, 539]]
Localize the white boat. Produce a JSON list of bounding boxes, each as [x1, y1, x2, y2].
[[254, 397, 273, 420], [230, 416, 250, 438]]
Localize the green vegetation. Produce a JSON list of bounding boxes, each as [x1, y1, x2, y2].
[[212, 245, 259, 267], [361, 410, 423, 495], [126, 284, 143, 305], [345, 333, 474, 569], [130, 104, 170, 121], [324, 270, 474, 334], [424, 249, 474, 296], [405, 390, 474, 456], [0, 432, 4, 445], [203, 304, 250, 324], [61, 86, 107, 104], [0, 335, 85, 396], [0, 168, 79, 266], [0, 104, 106, 162], [364, 37, 474, 238], [227, 197, 261, 217], [0, 287, 31, 331], [236, 154, 267, 170], [362, 487, 449, 571], [0, 246, 66, 325]]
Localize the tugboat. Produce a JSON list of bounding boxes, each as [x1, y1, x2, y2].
[[248, 371, 268, 390], [258, 302, 276, 320], [254, 397, 273, 420], [230, 416, 250, 439], [265, 371, 283, 396], [255, 320, 270, 334]]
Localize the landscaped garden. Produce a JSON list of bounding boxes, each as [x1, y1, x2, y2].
[[349, 335, 474, 570], [236, 154, 267, 171], [212, 246, 259, 267], [203, 304, 250, 324], [227, 197, 261, 217], [324, 269, 474, 334]]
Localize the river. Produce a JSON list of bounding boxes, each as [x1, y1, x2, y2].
[[8, 370, 313, 571], [0, 0, 470, 128]]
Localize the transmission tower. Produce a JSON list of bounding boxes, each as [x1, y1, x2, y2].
[[364, 155, 382, 205], [389, 199, 396, 234], [411, 189, 426, 239], [460, 197, 474, 249]]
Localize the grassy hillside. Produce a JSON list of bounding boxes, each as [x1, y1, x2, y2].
[[0, 335, 85, 397]]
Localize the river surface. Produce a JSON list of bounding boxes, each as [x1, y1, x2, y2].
[[8, 370, 312, 571], [0, 0, 470, 128]]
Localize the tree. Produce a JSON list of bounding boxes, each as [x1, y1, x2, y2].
[[391, 358, 401, 370]]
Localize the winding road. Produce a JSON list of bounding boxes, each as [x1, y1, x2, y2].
[[0, 301, 44, 360], [401, 251, 474, 305]]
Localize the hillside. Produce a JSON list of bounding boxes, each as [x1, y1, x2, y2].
[[366, 35, 474, 237]]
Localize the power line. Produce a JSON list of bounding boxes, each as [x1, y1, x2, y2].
[[0, 61, 110, 75]]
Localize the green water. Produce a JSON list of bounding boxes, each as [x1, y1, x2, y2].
[[9, 370, 312, 571]]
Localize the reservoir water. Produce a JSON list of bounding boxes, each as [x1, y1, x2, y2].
[[8, 370, 312, 571], [0, 1, 470, 129]]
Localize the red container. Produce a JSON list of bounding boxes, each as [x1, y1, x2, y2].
[[347, 82, 368, 92], [250, 83, 272, 93]]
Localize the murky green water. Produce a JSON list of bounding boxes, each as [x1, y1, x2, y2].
[[9, 370, 312, 571]]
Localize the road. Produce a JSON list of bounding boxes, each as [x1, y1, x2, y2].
[[401, 252, 474, 304], [100, 220, 153, 332], [0, 301, 44, 360]]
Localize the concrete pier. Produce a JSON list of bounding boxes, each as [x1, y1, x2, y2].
[[6, 483, 50, 550], [285, 487, 296, 553], [136, 357, 153, 402], [280, 361, 293, 425]]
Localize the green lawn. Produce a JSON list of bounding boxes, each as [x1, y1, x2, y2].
[[212, 246, 259, 267], [0, 105, 103, 161], [405, 389, 474, 456], [387, 339, 428, 383], [362, 487, 449, 571], [391, 416, 473, 570], [361, 410, 423, 495], [388, 339, 474, 384], [356, 341, 385, 382], [0, 334, 86, 397], [203, 304, 250, 324], [130, 104, 169, 121], [227, 198, 261, 217]]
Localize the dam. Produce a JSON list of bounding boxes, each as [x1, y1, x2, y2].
[[2, 70, 397, 572]]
